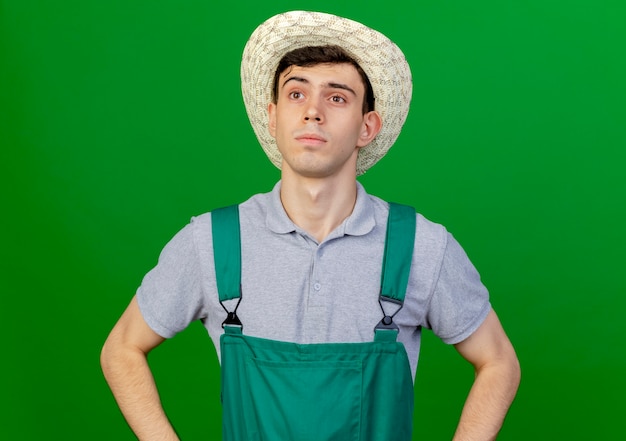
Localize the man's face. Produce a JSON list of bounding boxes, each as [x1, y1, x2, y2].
[[268, 63, 381, 179]]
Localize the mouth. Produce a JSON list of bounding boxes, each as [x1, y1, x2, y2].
[[295, 132, 327, 146]]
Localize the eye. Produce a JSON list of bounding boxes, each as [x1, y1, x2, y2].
[[330, 95, 346, 103], [289, 91, 304, 100]]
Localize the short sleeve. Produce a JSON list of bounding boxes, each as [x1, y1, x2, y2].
[[426, 233, 491, 344], [136, 219, 208, 338]]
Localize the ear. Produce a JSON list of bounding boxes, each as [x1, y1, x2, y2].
[[356, 111, 382, 148], [267, 102, 277, 138]]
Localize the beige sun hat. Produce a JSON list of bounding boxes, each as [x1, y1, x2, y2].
[[241, 10, 412, 175]]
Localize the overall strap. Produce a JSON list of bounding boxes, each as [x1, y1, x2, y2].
[[381, 203, 416, 303], [211, 202, 417, 332], [376, 203, 416, 333], [211, 205, 243, 327]]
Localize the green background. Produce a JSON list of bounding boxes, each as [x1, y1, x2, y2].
[[2, 0, 624, 439]]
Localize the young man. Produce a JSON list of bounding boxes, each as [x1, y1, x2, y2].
[[101, 11, 520, 441]]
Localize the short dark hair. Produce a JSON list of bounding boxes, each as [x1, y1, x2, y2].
[[272, 45, 375, 113]]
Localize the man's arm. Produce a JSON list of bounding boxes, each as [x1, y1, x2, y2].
[[100, 296, 179, 441], [452, 309, 521, 441]]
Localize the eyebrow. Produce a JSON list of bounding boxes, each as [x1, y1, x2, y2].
[[281, 76, 357, 96]]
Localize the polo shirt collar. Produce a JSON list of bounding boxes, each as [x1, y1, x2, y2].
[[265, 181, 376, 238]]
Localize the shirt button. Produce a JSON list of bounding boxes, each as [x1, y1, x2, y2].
[[313, 283, 321, 291]]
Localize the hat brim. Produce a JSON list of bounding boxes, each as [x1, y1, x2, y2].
[[241, 11, 412, 175]]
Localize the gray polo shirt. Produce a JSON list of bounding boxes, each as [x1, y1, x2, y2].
[[137, 181, 490, 378]]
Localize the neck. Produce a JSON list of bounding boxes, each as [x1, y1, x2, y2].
[[279, 171, 358, 243]]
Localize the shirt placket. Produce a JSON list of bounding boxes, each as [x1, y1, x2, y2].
[[303, 238, 328, 342]]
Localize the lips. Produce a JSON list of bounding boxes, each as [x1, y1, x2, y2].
[[294, 131, 327, 145]]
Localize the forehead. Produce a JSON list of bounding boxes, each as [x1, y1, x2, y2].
[[278, 63, 365, 93]]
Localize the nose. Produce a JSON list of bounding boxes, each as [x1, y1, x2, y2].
[[303, 98, 323, 123]]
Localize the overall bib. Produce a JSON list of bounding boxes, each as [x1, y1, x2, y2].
[[212, 203, 416, 441]]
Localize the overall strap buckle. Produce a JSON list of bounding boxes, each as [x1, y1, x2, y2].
[[220, 288, 243, 329], [375, 296, 403, 331]]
